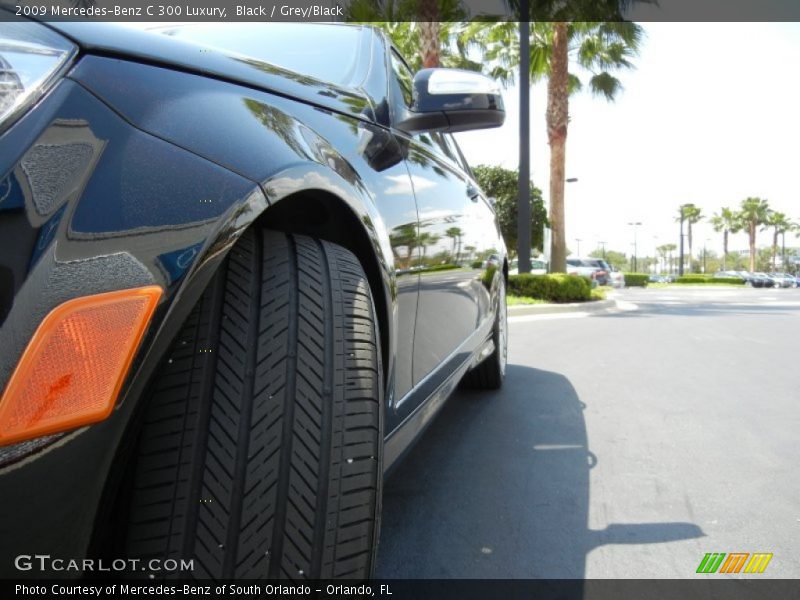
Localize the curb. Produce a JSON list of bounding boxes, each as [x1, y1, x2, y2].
[[508, 298, 616, 316]]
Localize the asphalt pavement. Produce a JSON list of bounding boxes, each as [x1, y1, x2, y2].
[[375, 286, 800, 578]]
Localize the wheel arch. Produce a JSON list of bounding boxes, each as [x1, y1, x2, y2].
[[90, 172, 396, 561]]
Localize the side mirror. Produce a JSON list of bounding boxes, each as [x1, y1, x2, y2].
[[395, 68, 505, 134]]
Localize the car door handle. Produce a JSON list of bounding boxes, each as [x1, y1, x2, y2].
[[466, 184, 480, 201]]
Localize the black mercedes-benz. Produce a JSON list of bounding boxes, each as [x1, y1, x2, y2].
[[0, 20, 507, 580]]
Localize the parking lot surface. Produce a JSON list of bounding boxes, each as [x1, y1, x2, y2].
[[376, 287, 800, 578]]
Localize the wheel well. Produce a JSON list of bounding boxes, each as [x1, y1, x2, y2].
[[255, 190, 390, 382]]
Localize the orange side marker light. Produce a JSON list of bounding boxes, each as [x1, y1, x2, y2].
[[0, 286, 162, 446]]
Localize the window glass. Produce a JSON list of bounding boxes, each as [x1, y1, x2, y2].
[[432, 133, 459, 163], [159, 23, 362, 86], [447, 134, 473, 174], [389, 50, 414, 107]]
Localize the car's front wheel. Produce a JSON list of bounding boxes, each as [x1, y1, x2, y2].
[[124, 229, 382, 579]]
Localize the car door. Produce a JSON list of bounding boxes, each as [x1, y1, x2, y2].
[[403, 133, 498, 388], [385, 46, 504, 421]]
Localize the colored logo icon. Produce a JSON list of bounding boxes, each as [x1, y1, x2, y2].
[[696, 552, 773, 574]]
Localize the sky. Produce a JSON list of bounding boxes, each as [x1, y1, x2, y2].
[[455, 22, 800, 259]]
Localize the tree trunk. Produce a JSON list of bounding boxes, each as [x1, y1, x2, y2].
[[722, 230, 728, 270], [687, 223, 693, 273], [418, 22, 440, 68], [749, 223, 756, 272], [772, 229, 778, 271], [547, 22, 570, 273]]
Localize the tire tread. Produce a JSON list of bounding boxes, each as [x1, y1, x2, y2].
[[125, 229, 381, 580]]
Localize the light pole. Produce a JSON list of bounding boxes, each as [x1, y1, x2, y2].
[[575, 238, 582, 256], [597, 240, 607, 259], [628, 222, 642, 272], [517, 6, 531, 273]]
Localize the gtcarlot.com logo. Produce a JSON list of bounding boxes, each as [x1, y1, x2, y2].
[[14, 554, 194, 574], [696, 552, 773, 574]]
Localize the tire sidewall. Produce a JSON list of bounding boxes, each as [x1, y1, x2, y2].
[[496, 276, 507, 378]]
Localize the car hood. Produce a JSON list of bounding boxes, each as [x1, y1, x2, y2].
[[45, 22, 376, 123]]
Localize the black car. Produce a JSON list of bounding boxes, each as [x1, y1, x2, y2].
[[0, 21, 508, 579], [733, 271, 764, 287], [752, 272, 775, 288]]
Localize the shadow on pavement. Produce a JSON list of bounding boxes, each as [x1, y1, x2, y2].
[[375, 364, 704, 579]]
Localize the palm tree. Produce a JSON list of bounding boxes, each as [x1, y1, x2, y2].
[[763, 211, 793, 271], [418, 231, 440, 260], [675, 204, 703, 273], [656, 243, 673, 274], [418, 0, 440, 68], [662, 243, 677, 274], [445, 226, 463, 263], [738, 197, 771, 272], [463, 21, 644, 272], [349, 1, 473, 72], [389, 223, 419, 268], [709, 207, 740, 270]]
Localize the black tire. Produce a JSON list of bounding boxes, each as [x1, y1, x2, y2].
[[462, 277, 507, 390], [124, 229, 382, 580]]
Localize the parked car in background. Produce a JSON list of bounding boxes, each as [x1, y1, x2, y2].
[[483, 253, 502, 269], [609, 269, 626, 288], [649, 274, 668, 283], [581, 258, 613, 285], [714, 271, 745, 281], [0, 20, 509, 579], [781, 273, 798, 288], [769, 273, 796, 288], [508, 258, 547, 275], [566, 257, 605, 285], [733, 271, 762, 286], [754, 272, 776, 287]]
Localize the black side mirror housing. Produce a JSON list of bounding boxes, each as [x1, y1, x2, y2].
[[395, 68, 505, 134]]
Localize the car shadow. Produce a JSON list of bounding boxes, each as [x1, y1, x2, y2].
[[375, 364, 704, 579]]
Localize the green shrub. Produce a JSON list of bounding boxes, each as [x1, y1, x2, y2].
[[471, 260, 483, 269], [419, 264, 460, 273], [623, 273, 649, 287], [508, 273, 591, 303], [591, 288, 606, 301], [708, 277, 746, 285], [675, 276, 745, 284]]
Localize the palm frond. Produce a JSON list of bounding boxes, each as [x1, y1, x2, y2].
[[588, 72, 623, 100], [568, 73, 583, 94]]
